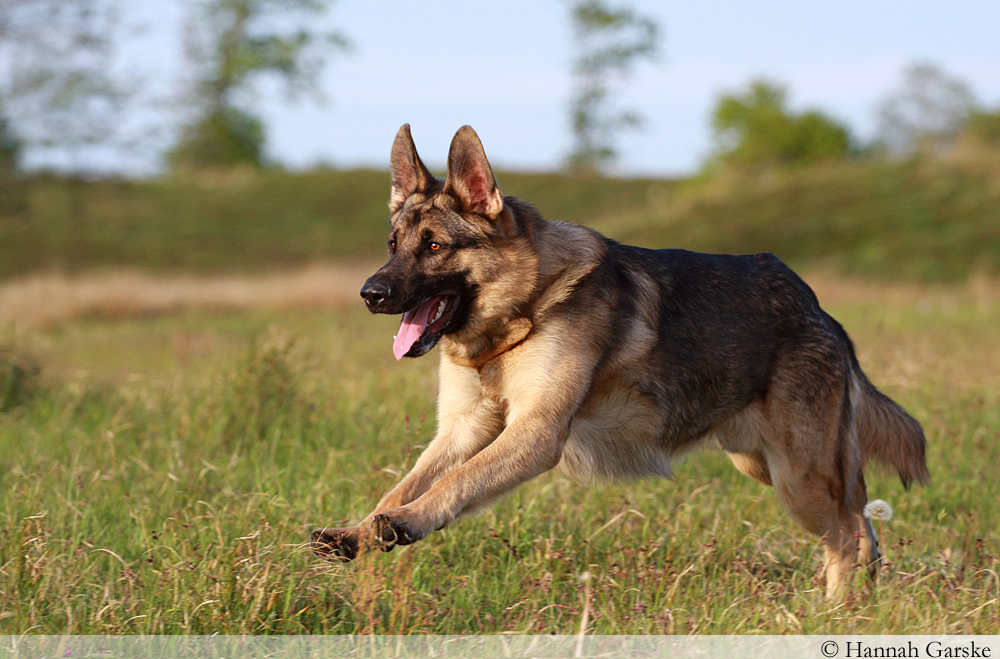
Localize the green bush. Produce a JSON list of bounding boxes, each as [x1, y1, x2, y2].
[[0, 112, 20, 176], [707, 79, 853, 172], [0, 345, 40, 413], [964, 109, 1000, 147]]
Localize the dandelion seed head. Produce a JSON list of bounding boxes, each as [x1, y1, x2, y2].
[[864, 499, 893, 521]]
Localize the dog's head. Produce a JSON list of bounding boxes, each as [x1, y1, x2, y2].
[[361, 125, 522, 360]]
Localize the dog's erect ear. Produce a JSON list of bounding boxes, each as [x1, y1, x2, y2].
[[444, 126, 504, 219], [389, 124, 435, 214]]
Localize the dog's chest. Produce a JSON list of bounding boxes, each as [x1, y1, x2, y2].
[[476, 360, 505, 403]]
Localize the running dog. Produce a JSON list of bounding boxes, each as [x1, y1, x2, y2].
[[312, 125, 928, 598]]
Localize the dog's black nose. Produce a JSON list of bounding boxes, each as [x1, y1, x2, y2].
[[360, 279, 391, 309]]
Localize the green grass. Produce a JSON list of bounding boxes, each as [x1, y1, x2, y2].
[[1, 280, 997, 634], [2, 152, 999, 282]]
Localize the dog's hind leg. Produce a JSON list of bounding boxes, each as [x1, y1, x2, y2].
[[726, 423, 880, 595], [764, 448, 864, 599], [762, 364, 870, 599]]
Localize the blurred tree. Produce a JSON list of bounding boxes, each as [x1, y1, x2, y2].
[[0, 99, 21, 176], [962, 108, 1000, 148], [876, 62, 976, 156], [171, 106, 267, 170], [706, 79, 852, 172], [168, 0, 349, 171], [566, 0, 659, 174], [0, 0, 136, 174]]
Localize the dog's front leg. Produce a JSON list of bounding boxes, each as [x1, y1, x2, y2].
[[368, 409, 572, 550], [365, 329, 596, 552], [311, 360, 503, 560]]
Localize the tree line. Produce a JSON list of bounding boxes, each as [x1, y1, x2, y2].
[[0, 0, 664, 177], [1, 0, 998, 180], [707, 63, 1000, 174]]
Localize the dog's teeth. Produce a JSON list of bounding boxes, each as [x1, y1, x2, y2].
[[433, 299, 447, 323]]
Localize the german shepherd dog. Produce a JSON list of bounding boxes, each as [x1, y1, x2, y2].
[[312, 124, 928, 598]]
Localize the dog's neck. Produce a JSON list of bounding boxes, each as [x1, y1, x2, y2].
[[441, 213, 606, 370]]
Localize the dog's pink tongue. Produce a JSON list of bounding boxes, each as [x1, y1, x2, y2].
[[392, 297, 441, 361]]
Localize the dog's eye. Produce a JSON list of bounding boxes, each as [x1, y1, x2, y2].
[[429, 242, 441, 251], [388, 238, 397, 252]]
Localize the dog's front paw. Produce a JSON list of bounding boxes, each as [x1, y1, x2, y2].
[[372, 512, 420, 551], [310, 527, 360, 561]]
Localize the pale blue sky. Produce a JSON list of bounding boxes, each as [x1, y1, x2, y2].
[[273, 0, 1000, 175], [28, 0, 1000, 176]]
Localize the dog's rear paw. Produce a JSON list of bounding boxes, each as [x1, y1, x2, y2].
[[310, 527, 359, 561]]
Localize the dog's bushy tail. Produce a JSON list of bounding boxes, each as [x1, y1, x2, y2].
[[855, 374, 929, 488]]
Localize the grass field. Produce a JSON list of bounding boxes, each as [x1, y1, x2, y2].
[[1, 271, 997, 634]]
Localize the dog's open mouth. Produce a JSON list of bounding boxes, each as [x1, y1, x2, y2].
[[392, 294, 460, 360]]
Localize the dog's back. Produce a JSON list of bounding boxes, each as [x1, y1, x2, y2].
[[579, 239, 926, 487]]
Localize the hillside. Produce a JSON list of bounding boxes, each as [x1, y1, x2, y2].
[[2, 153, 998, 282]]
